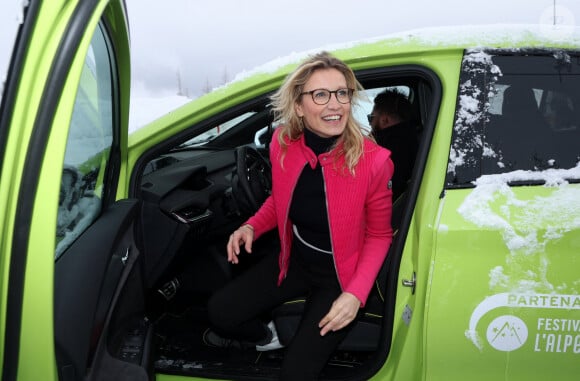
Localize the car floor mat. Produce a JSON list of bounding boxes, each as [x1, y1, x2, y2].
[[152, 292, 372, 379]]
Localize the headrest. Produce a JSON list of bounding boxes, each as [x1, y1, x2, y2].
[[501, 85, 540, 119]]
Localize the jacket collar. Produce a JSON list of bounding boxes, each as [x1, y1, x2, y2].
[[297, 131, 345, 170]]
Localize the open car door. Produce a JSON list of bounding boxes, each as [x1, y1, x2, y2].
[[0, 1, 151, 380]]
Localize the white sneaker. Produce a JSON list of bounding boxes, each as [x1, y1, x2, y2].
[[255, 321, 284, 351]]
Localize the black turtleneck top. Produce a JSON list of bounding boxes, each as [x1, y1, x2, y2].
[[289, 128, 338, 261]]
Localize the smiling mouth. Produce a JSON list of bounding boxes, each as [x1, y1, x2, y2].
[[322, 115, 341, 121]]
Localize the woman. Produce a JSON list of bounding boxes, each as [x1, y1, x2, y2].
[[207, 51, 394, 380]]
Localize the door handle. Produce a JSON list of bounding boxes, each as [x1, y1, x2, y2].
[[121, 247, 130, 266], [402, 272, 416, 294]]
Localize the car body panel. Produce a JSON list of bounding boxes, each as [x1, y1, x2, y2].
[[21, 0, 131, 375], [0, 0, 130, 380], [367, 52, 463, 381], [428, 182, 580, 380], [0, 2, 78, 377]]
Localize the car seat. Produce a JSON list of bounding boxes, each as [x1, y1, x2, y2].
[[485, 84, 552, 170]]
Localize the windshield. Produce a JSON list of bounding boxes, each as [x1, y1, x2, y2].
[[177, 112, 257, 148]]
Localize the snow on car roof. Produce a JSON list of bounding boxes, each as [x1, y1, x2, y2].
[[231, 24, 580, 85]]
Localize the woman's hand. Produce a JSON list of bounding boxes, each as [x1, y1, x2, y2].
[[226, 224, 254, 264], [318, 292, 361, 336]]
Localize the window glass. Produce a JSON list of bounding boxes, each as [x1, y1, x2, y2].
[[179, 112, 256, 148], [354, 86, 411, 133], [0, 0, 24, 104], [483, 54, 580, 174], [56, 24, 115, 259], [447, 51, 580, 186]]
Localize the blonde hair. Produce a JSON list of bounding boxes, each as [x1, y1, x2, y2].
[[270, 51, 365, 173]]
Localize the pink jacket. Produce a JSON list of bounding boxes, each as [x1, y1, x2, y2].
[[246, 129, 394, 305]]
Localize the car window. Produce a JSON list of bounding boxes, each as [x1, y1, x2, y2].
[[55, 23, 115, 259], [172, 86, 408, 153], [0, 0, 23, 104], [178, 112, 257, 148], [354, 86, 411, 133], [447, 50, 580, 186]]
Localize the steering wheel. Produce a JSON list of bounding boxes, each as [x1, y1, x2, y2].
[[233, 146, 272, 215]]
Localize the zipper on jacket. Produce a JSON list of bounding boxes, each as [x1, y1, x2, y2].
[[321, 164, 343, 291]]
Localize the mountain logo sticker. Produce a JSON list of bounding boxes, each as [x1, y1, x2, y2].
[[486, 315, 528, 351]]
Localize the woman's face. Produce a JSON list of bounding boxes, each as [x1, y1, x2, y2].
[[295, 68, 351, 138]]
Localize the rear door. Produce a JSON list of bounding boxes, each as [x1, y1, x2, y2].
[[0, 1, 150, 380], [426, 50, 580, 380]]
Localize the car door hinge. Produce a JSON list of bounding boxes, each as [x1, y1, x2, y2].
[[402, 271, 416, 294]]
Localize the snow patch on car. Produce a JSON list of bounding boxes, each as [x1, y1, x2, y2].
[[448, 50, 501, 175], [458, 163, 580, 294], [229, 24, 580, 87]]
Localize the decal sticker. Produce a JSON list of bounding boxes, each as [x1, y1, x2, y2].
[[467, 292, 580, 352], [486, 315, 527, 351]]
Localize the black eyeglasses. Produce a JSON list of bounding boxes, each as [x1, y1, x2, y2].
[[367, 114, 376, 124], [300, 88, 354, 105]]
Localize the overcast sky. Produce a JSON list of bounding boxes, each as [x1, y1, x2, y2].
[[125, 0, 579, 99], [1, 0, 579, 106]]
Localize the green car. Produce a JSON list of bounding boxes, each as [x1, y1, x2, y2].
[[1, 1, 579, 380]]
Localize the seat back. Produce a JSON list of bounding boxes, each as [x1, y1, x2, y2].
[[485, 84, 551, 170], [501, 84, 541, 120]]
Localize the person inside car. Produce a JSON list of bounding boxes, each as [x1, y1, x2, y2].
[[369, 89, 419, 200], [205, 51, 394, 380]]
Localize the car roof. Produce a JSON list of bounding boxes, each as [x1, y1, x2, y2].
[[231, 24, 580, 82]]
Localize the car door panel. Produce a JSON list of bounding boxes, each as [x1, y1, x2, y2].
[[54, 198, 150, 380], [427, 185, 580, 380], [424, 49, 580, 380]]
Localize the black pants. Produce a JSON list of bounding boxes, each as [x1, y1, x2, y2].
[[207, 252, 352, 380]]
